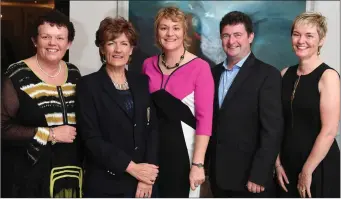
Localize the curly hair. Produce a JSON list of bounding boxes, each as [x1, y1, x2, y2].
[[31, 9, 75, 42]]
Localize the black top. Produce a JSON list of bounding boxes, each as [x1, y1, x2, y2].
[[280, 63, 340, 197], [1, 61, 82, 197], [117, 89, 134, 119]]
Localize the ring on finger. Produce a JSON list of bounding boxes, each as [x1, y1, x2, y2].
[[144, 193, 149, 198]]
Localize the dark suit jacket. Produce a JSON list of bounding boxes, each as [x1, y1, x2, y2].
[[75, 67, 158, 196], [209, 53, 284, 191]]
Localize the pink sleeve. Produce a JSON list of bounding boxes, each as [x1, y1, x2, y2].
[[194, 62, 214, 136]]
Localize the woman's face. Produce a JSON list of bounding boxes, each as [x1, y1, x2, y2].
[[101, 33, 133, 69], [34, 22, 71, 64], [291, 22, 324, 59], [157, 17, 185, 52]]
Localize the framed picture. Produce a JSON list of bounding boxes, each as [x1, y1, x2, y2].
[[122, 1, 307, 71]]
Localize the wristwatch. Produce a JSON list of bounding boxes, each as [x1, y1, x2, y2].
[[192, 162, 204, 168]]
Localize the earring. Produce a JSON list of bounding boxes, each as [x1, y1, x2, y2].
[[317, 46, 321, 55]]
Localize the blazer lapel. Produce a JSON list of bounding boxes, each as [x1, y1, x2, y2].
[[213, 63, 225, 112], [99, 67, 132, 121], [220, 53, 256, 109]]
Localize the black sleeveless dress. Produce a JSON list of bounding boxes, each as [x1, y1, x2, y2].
[[279, 63, 340, 197]]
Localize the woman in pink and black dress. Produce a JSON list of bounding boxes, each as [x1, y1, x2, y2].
[[142, 6, 214, 197]]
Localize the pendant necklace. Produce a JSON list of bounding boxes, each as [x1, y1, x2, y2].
[[161, 49, 186, 70]]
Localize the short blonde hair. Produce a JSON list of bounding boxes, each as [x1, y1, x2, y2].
[[154, 6, 191, 49], [291, 12, 327, 40]]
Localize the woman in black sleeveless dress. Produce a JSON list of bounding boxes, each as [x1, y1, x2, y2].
[[275, 12, 340, 198]]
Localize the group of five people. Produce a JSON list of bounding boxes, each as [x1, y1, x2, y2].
[[1, 6, 340, 198]]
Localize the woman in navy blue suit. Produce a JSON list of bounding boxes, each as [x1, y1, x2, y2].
[[76, 17, 159, 198]]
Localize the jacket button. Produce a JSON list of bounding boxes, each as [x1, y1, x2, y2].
[[134, 124, 137, 127], [135, 146, 139, 150]]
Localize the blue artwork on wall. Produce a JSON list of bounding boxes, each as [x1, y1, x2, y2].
[[129, 1, 306, 70]]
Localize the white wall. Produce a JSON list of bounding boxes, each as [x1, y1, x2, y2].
[[311, 1, 341, 145], [313, 1, 340, 73], [69, 1, 117, 76]]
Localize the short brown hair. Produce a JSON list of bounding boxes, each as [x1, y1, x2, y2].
[[95, 17, 137, 62], [291, 12, 327, 40], [154, 6, 191, 49], [31, 9, 75, 42], [220, 11, 253, 35]]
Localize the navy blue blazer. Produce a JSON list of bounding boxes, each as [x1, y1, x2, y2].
[[76, 66, 158, 196]]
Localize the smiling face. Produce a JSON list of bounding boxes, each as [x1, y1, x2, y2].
[[34, 22, 71, 64], [101, 33, 133, 69], [157, 17, 185, 52], [291, 22, 324, 60], [221, 23, 254, 62]]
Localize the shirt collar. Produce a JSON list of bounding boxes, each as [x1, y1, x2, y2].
[[222, 52, 251, 70]]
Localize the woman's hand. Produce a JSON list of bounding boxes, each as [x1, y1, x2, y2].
[[49, 125, 76, 143], [135, 181, 153, 198], [189, 165, 205, 190], [276, 165, 290, 192], [297, 171, 312, 198], [126, 162, 159, 185]]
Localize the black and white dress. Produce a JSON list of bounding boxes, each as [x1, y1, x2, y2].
[[142, 56, 214, 197]]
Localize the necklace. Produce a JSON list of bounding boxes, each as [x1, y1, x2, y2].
[[36, 55, 62, 78], [161, 49, 186, 70], [112, 80, 129, 90]]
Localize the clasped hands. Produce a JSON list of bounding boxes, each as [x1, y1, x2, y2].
[[126, 162, 158, 198], [48, 125, 76, 143], [130, 162, 208, 197]]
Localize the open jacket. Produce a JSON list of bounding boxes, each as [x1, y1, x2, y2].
[[76, 66, 158, 195], [209, 53, 284, 191]]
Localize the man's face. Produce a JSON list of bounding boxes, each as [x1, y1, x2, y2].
[[221, 23, 254, 61]]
